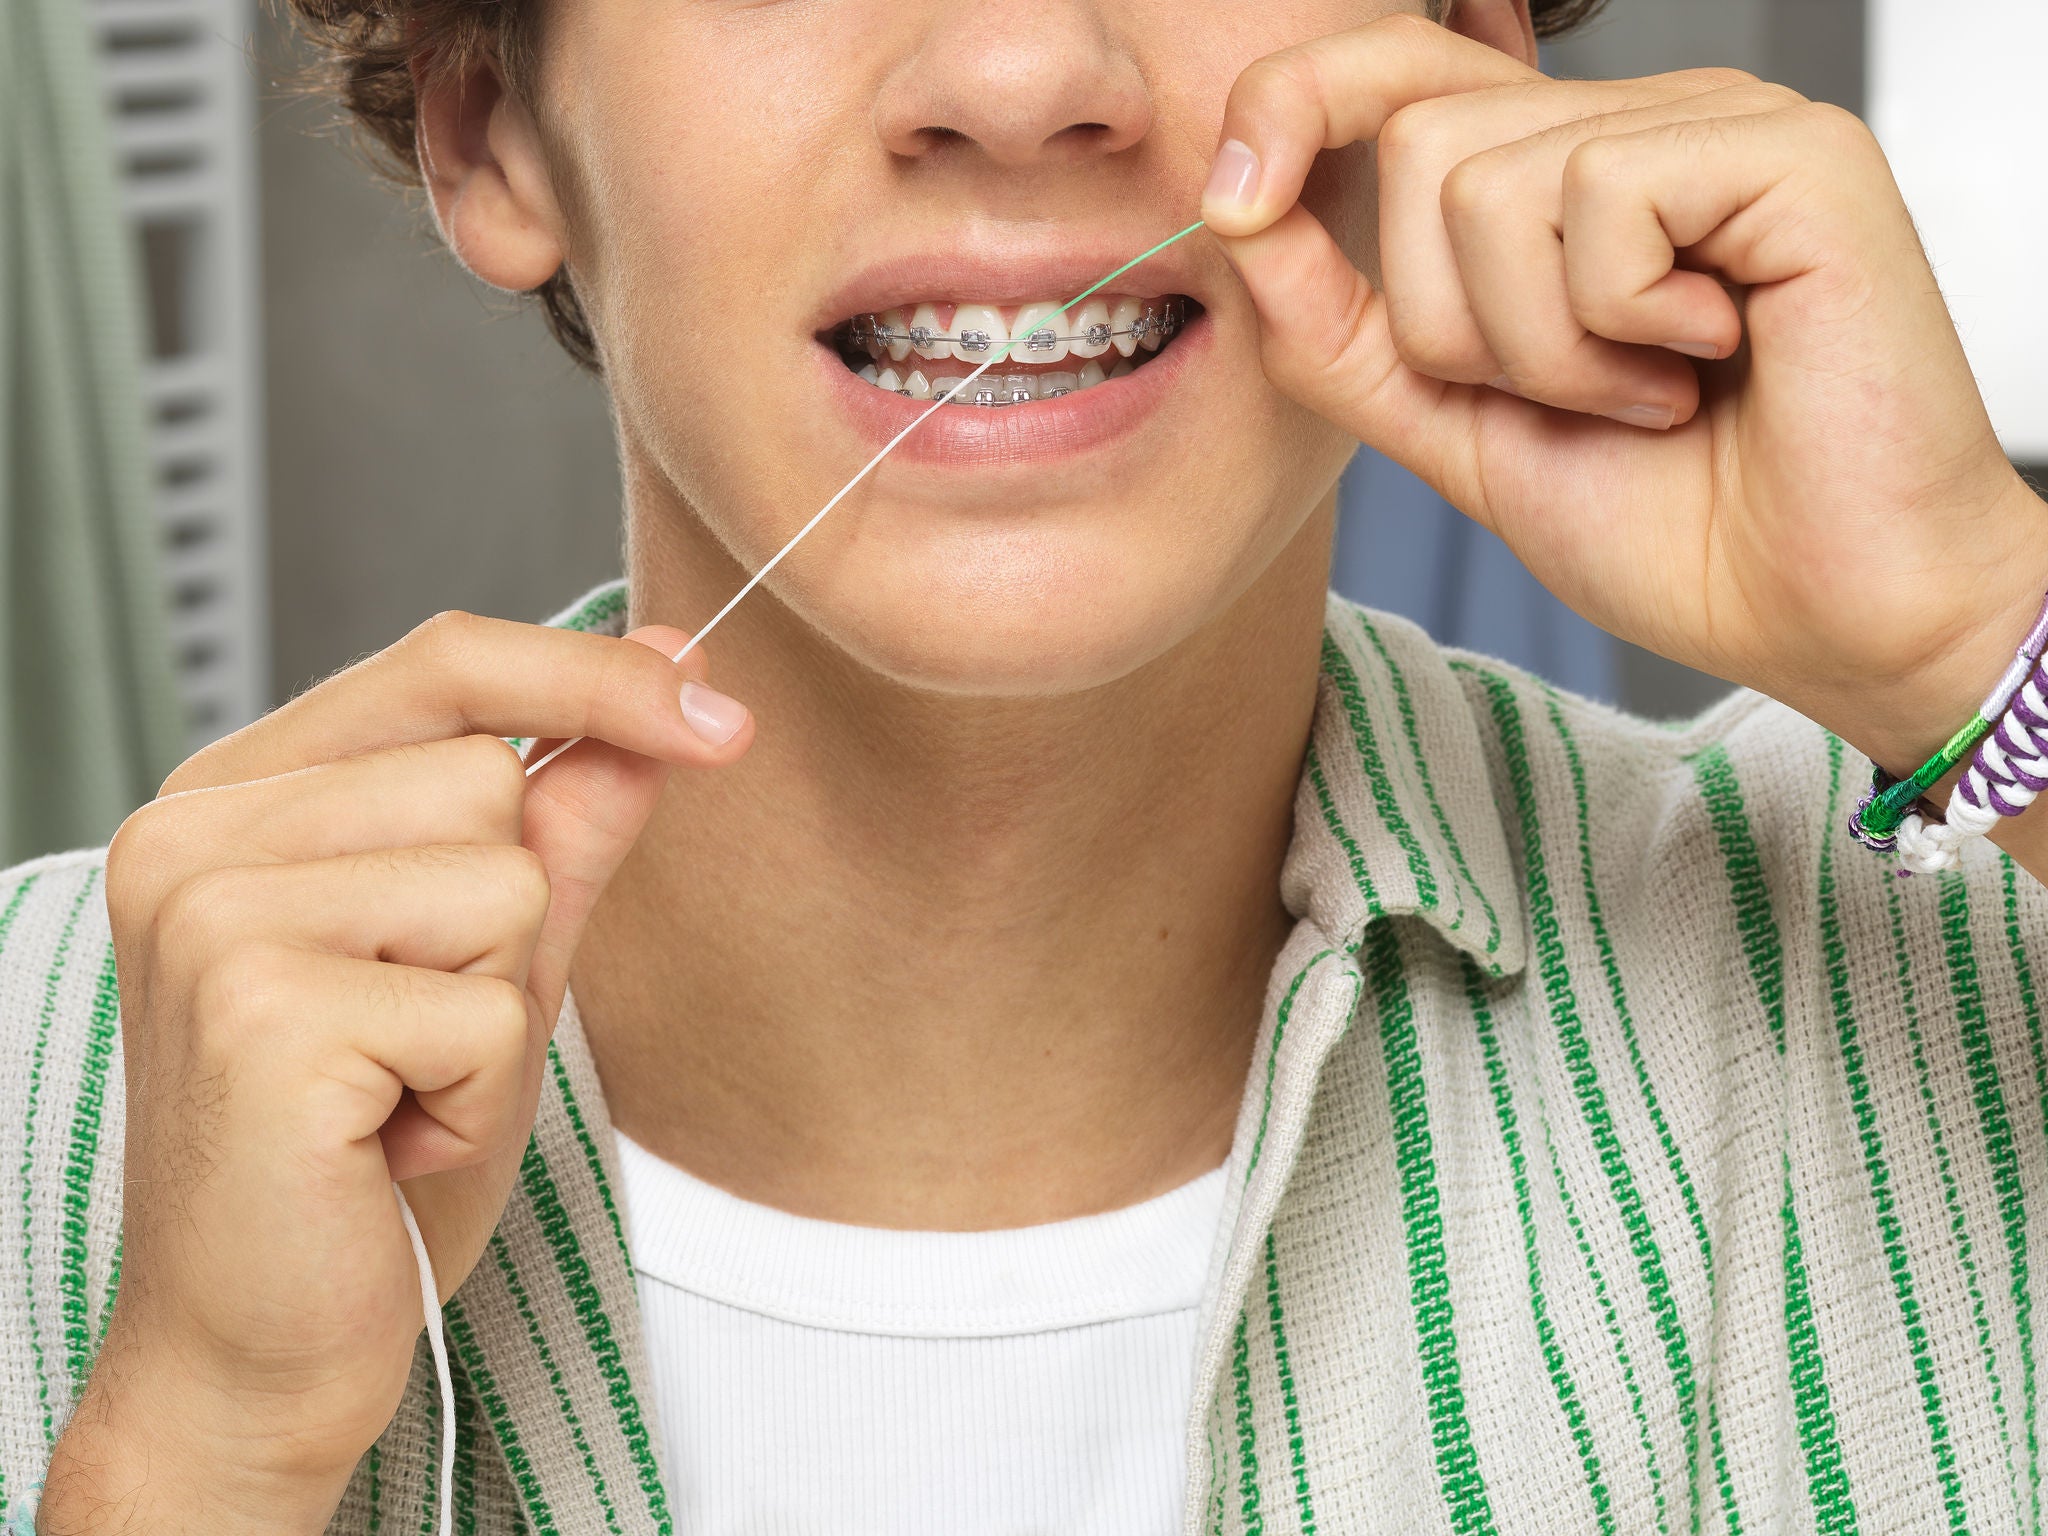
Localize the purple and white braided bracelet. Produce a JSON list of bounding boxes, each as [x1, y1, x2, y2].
[[1896, 659, 2048, 875]]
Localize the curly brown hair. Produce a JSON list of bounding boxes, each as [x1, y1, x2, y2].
[[285, 0, 1611, 373]]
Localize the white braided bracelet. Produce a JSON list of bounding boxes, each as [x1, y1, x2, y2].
[[1895, 665, 2048, 875]]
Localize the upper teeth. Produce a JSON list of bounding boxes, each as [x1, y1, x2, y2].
[[849, 296, 1186, 366]]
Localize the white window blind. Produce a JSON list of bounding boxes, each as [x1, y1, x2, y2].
[[93, 0, 267, 750]]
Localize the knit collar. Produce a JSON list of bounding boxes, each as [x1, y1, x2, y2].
[[1283, 592, 1527, 978]]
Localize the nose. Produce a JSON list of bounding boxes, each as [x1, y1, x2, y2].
[[874, 2, 1153, 169]]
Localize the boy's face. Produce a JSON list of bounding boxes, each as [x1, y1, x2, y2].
[[529, 1, 1412, 694]]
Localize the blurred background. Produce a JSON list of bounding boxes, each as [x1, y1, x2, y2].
[[4, 0, 2044, 861]]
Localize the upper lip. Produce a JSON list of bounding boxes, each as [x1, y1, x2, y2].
[[811, 234, 1212, 331]]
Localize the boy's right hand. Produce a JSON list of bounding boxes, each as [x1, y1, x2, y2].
[[39, 610, 751, 1535]]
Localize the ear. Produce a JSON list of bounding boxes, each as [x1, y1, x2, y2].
[[1442, 0, 1538, 69], [413, 49, 568, 293]]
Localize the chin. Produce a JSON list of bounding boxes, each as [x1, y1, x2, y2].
[[786, 521, 1228, 698]]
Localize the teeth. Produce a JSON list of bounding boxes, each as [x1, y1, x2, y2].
[[1067, 300, 1112, 359], [909, 303, 950, 362], [878, 309, 912, 363], [1109, 299, 1143, 358], [1009, 303, 1068, 364], [950, 304, 1006, 364], [848, 299, 1180, 403]]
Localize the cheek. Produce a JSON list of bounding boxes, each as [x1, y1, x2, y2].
[[553, 16, 847, 365]]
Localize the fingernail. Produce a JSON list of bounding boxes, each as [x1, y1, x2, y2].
[[1204, 139, 1262, 211], [679, 681, 747, 746], [1666, 341, 1722, 360], [1606, 403, 1676, 431], [1488, 375, 1523, 397]]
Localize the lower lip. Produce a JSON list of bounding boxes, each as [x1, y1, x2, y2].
[[815, 312, 1211, 469]]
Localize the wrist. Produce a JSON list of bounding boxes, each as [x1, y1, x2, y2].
[[41, 1323, 356, 1535], [1817, 475, 2048, 778]]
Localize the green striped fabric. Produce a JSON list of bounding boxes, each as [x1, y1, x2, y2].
[[3, 578, 2046, 1535]]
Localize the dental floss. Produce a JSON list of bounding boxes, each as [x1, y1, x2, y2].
[[398, 220, 1208, 1536], [394, 1183, 456, 1536]]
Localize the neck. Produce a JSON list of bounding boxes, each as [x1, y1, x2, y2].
[[571, 478, 1335, 1230]]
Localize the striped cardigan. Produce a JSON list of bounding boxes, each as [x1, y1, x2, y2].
[[4, 578, 2046, 1534]]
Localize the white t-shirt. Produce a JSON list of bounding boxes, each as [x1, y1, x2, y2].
[[613, 1130, 1228, 1535]]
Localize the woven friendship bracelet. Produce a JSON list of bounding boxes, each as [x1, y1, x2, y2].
[[1851, 589, 2048, 874]]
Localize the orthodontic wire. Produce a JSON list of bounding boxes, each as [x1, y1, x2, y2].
[[399, 218, 1211, 1536], [520, 216, 1209, 780]]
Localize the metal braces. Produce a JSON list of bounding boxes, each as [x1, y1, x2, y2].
[[848, 298, 1187, 356]]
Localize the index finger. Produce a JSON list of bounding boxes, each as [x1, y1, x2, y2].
[[165, 613, 746, 795], [1201, 14, 1539, 237]]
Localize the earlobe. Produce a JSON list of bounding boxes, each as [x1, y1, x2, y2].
[[413, 55, 568, 294], [1442, 0, 1539, 69]]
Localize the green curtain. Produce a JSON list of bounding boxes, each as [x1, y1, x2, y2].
[[0, 0, 187, 863]]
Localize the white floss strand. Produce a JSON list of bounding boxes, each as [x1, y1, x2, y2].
[[522, 218, 1208, 780], [394, 1183, 457, 1536]]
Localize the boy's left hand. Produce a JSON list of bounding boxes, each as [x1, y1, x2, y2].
[[1202, 15, 2047, 779]]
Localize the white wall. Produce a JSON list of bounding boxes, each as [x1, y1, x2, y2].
[[1870, 2, 2048, 459]]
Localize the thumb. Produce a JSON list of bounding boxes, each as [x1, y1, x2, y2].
[[1209, 201, 1487, 513], [521, 624, 753, 1023]]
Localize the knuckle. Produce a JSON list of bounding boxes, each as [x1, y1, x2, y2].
[[1384, 299, 1490, 384], [153, 865, 245, 959], [485, 844, 553, 927], [191, 943, 295, 1053], [455, 733, 529, 820], [476, 977, 532, 1057], [1374, 10, 1440, 48], [394, 609, 495, 708], [1568, 282, 1632, 338], [1438, 151, 1512, 225], [1377, 101, 1445, 164], [1229, 47, 1324, 131], [410, 608, 486, 658], [1670, 65, 1759, 93], [106, 803, 177, 929], [1744, 80, 1809, 112], [1563, 135, 1632, 199], [599, 632, 673, 722], [1502, 361, 1574, 403], [1793, 100, 1877, 155]]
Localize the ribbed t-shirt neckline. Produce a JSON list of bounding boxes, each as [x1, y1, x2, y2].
[[614, 1129, 1228, 1339]]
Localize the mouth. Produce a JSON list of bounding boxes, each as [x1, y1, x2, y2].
[[827, 294, 1201, 406]]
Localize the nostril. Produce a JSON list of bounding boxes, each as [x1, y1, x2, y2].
[[1050, 122, 1116, 155]]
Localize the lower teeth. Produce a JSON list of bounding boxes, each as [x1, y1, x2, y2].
[[853, 359, 1141, 405]]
